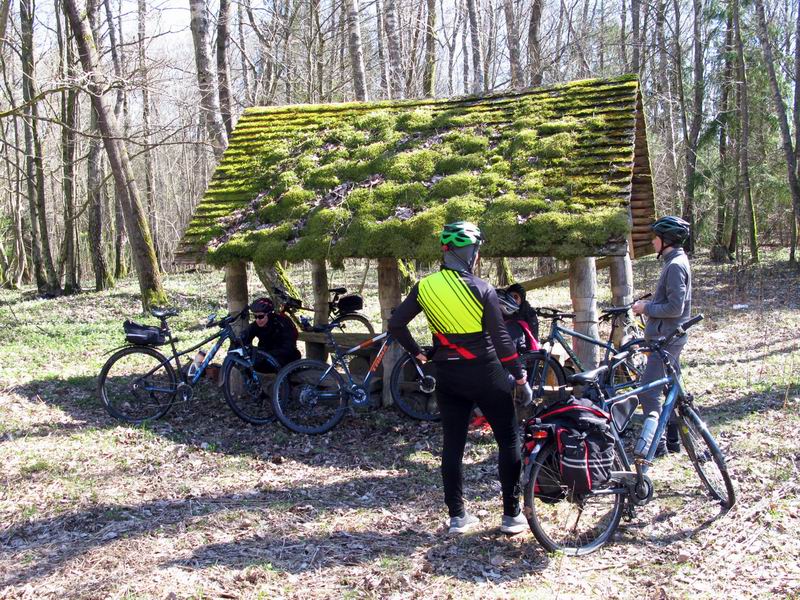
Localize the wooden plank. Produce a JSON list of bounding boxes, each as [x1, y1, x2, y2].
[[297, 331, 376, 347]]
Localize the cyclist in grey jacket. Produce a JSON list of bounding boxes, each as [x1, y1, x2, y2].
[[632, 216, 692, 453]]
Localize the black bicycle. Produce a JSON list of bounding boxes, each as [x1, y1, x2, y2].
[[273, 286, 375, 334], [271, 318, 438, 434], [98, 308, 278, 425], [522, 315, 735, 555]]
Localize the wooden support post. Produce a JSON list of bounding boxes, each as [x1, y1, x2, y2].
[[225, 260, 248, 336], [609, 253, 634, 348], [569, 257, 599, 370], [378, 257, 403, 406], [308, 258, 329, 360]]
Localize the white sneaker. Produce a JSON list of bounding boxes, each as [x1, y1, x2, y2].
[[500, 511, 528, 535], [448, 513, 480, 534]]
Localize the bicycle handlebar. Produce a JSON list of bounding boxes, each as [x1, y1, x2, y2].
[[651, 314, 704, 349], [535, 307, 575, 320]]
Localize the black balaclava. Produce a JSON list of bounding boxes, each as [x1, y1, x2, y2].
[[443, 243, 479, 273]]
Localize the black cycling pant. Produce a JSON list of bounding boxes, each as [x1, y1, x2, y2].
[[435, 359, 521, 518]]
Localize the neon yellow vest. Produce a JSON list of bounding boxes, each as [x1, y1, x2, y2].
[[417, 270, 484, 334]]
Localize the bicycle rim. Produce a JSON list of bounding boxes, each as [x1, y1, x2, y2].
[[272, 359, 347, 434], [99, 347, 176, 423], [523, 352, 566, 403], [608, 338, 648, 394], [390, 353, 440, 421], [678, 405, 735, 508], [222, 360, 275, 425], [524, 444, 624, 555]]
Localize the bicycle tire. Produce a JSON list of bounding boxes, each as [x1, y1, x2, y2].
[[389, 351, 440, 421], [271, 359, 348, 434], [221, 358, 275, 425], [98, 346, 177, 423], [522, 351, 567, 403], [524, 443, 625, 555], [331, 313, 375, 335], [677, 404, 735, 508]]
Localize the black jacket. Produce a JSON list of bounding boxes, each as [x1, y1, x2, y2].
[[241, 313, 300, 366]]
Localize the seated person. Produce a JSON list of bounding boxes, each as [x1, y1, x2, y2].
[[497, 288, 539, 353], [506, 283, 539, 342], [241, 297, 301, 373]]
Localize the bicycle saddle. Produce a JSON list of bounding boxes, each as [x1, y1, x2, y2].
[[150, 307, 179, 319], [329, 287, 347, 294], [601, 306, 631, 316], [568, 364, 609, 386]]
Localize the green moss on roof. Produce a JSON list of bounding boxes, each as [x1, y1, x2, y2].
[[179, 75, 650, 265]]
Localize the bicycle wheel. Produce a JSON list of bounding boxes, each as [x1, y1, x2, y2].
[[221, 358, 275, 425], [389, 351, 440, 421], [271, 359, 347, 434], [677, 404, 735, 508], [606, 338, 648, 395], [524, 443, 625, 555], [522, 351, 566, 403], [98, 346, 177, 423], [332, 313, 375, 335]]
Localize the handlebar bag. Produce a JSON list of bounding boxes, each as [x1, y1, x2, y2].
[[337, 294, 363, 313], [123, 319, 166, 346]]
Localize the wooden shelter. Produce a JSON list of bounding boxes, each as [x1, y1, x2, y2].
[[176, 75, 656, 375]]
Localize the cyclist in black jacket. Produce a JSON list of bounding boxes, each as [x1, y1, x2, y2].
[[388, 221, 529, 535], [241, 297, 301, 372]]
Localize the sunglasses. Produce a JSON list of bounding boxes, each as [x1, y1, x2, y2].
[[254, 313, 268, 319]]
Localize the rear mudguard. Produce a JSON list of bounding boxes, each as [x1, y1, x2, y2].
[[520, 440, 548, 486]]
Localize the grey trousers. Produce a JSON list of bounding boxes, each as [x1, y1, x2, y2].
[[638, 339, 686, 416]]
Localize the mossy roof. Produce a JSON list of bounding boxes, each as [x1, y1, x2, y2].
[[176, 75, 655, 267]]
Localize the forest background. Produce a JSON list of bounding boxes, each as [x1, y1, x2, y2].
[[0, 0, 798, 299]]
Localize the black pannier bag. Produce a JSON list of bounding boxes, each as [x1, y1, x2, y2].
[[123, 319, 167, 346], [337, 294, 364, 313], [534, 396, 616, 495]]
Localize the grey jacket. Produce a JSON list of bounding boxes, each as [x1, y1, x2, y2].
[[644, 248, 692, 341]]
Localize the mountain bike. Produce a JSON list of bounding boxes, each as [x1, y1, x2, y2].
[[522, 315, 735, 555], [270, 318, 438, 434], [532, 294, 651, 400], [98, 308, 278, 425], [273, 286, 375, 334]]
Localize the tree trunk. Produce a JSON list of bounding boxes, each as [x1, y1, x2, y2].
[[794, 1, 800, 264], [569, 258, 599, 369], [712, 12, 733, 262], [378, 257, 403, 405], [609, 254, 633, 347], [620, 0, 629, 71], [503, 0, 522, 89], [495, 257, 513, 287], [465, 0, 483, 93], [217, 0, 233, 136], [527, 0, 543, 85], [461, 3, 470, 91], [189, 0, 228, 159], [422, 0, 437, 97], [375, 0, 390, 97], [237, 1, 252, 106], [345, 0, 368, 101], [732, 0, 759, 262], [225, 260, 249, 337], [20, 0, 60, 295], [384, 0, 404, 98], [65, 0, 167, 309], [308, 259, 329, 360], [681, 0, 704, 253], [87, 101, 113, 290], [753, 0, 800, 238], [631, 0, 640, 73], [59, 6, 79, 294]]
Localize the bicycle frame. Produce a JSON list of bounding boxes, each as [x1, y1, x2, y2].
[[543, 320, 619, 374]]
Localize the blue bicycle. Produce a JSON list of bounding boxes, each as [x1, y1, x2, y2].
[[522, 315, 735, 554]]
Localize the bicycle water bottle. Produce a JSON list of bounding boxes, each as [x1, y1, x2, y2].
[[635, 411, 660, 457], [188, 350, 206, 377]]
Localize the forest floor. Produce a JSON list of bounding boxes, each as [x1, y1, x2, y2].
[[0, 251, 799, 599]]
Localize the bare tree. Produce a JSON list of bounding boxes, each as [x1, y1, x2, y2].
[[465, 0, 483, 92], [217, 0, 233, 135], [527, 0, 543, 85], [681, 0, 704, 252], [64, 0, 167, 308], [189, 0, 228, 159], [384, 0, 404, 98], [345, 0, 368, 101], [502, 0, 522, 89], [422, 0, 437, 96]]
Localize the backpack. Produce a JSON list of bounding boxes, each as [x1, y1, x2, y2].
[[505, 318, 540, 353], [533, 396, 616, 495]]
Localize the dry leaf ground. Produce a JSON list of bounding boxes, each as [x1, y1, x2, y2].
[[1, 251, 798, 599]]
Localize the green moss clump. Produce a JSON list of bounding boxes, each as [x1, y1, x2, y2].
[[477, 171, 508, 196], [537, 117, 579, 135], [373, 181, 428, 207], [259, 185, 315, 222], [387, 149, 438, 182], [304, 164, 340, 190], [436, 152, 485, 175], [519, 171, 545, 194], [354, 110, 397, 133], [445, 130, 490, 154], [353, 141, 390, 161], [530, 132, 577, 159], [397, 109, 435, 131], [431, 172, 478, 199]]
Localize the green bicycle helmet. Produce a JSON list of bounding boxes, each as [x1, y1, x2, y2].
[[439, 221, 484, 248], [651, 216, 690, 245]]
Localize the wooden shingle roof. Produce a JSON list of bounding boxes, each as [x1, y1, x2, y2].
[[176, 75, 655, 266]]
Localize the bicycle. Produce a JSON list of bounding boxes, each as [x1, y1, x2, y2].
[[98, 307, 279, 425], [273, 286, 375, 334], [522, 314, 735, 555], [270, 318, 438, 434], [532, 294, 651, 401]]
